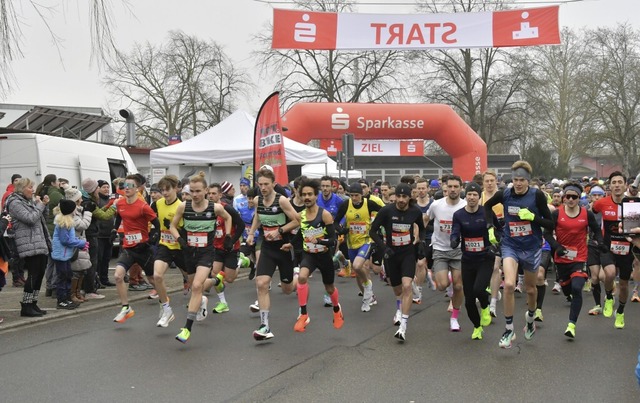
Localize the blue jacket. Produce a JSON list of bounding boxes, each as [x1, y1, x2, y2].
[[51, 225, 86, 261]]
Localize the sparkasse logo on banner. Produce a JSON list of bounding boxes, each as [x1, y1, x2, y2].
[[330, 107, 425, 132]]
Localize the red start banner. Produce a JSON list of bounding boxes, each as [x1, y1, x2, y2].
[[320, 139, 424, 157], [273, 6, 560, 50]]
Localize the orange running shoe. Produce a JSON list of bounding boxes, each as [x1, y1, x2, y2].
[[333, 304, 344, 329], [294, 313, 310, 332], [337, 268, 348, 277]]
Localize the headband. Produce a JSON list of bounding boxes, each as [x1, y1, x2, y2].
[[564, 185, 581, 196], [511, 167, 531, 180]]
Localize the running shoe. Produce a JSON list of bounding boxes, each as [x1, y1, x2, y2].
[[157, 308, 175, 328], [552, 282, 562, 294], [323, 293, 332, 307], [583, 280, 592, 293], [480, 307, 492, 327], [631, 290, 640, 303], [603, 297, 614, 317], [148, 289, 159, 299], [497, 290, 502, 301], [212, 301, 229, 314], [248, 264, 256, 281], [393, 310, 401, 326], [472, 326, 483, 340], [614, 312, 625, 329], [412, 282, 422, 305], [175, 328, 190, 343], [370, 294, 378, 305], [450, 317, 461, 332], [362, 286, 374, 306], [129, 283, 147, 291], [337, 268, 349, 277], [361, 298, 371, 312], [524, 317, 536, 340], [514, 283, 523, 293], [534, 308, 544, 322], [394, 327, 406, 341], [294, 314, 310, 332], [489, 305, 497, 318], [250, 300, 260, 313], [214, 274, 225, 294], [85, 292, 105, 300], [196, 296, 208, 322], [253, 324, 274, 340], [446, 284, 453, 298], [113, 306, 135, 323], [564, 322, 576, 338], [333, 304, 344, 329], [588, 305, 602, 315], [499, 329, 516, 349]]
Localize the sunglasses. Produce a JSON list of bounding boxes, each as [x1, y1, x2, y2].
[[123, 183, 137, 189], [564, 194, 579, 200]]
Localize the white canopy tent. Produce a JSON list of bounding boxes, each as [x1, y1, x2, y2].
[[150, 110, 327, 166], [302, 157, 362, 179]]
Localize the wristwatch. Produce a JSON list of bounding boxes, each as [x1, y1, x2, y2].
[[278, 227, 284, 235]]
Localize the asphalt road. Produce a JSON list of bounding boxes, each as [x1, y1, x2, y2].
[[1, 273, 639, 402]]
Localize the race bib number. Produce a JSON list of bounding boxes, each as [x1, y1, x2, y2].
[[214, 228, 224, 239], [263, 226, 282, 241], [349, 222, 367, 235], [391, 223, 411, 247], [160, 230, 176, 244], [123, 232, 142, 247], [439, 220, 452, 234], [610, 241, 630, 255], [303, 227, 327, 253], [464, 237, 485, 252], [564, 247, 578, 260], [187, 232, 208, 248], [508, 221, 532, 237]]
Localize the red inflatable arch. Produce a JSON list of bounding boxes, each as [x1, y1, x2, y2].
[[282, 103, 487, 181]]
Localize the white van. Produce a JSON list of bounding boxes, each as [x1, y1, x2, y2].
[[0, 132, 137, 191]]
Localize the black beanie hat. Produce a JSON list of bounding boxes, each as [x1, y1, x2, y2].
[[59, 199, 76, 216]]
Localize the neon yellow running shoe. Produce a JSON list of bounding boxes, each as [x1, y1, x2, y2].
[[471, 326, 483, 340], [175, 328, 191, 343], [534, 308, 544, 322], [214, 273, 225, 294], [564, 322, 576, 338], [603, 297, 614, 318], [480, 307, 491, 327], [614, 313, 625, 329]]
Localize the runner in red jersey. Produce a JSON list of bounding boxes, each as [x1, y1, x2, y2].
[[591, 171, 633, 329], [545, 182, 604, 338], [112, 175, 160, 324]]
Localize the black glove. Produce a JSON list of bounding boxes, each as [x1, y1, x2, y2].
[[556, 246, 568, 257], [163, 217, 172, 229], [109, 229, 118, 244], [383, 247, 395, 260], [598, 243, 609, 254], [489, 243, 501, 255], [224, 234, 234, 251], [450, 237, 460, 249], [82, 200, 97, 212], [148, 230, 159, 245], [177, 237, 188, 249], [336, 224, 348, 235]]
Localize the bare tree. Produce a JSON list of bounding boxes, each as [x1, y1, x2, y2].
[[518, 28, 600, 177], [104, 31, 250, 148], [412, 0, 527, 152], [589, 24, 640, 175], [254, 0, 407, 111], [0, 0, 122, 97]]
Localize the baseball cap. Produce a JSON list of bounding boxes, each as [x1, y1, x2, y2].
[[240, 178, 251, 186], [357, 178, 369, 187], [429, 179, 440, 188], [260, 165, 274, 173]]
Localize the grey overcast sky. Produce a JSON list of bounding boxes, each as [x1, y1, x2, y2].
[[2, 0, 639, 115]]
